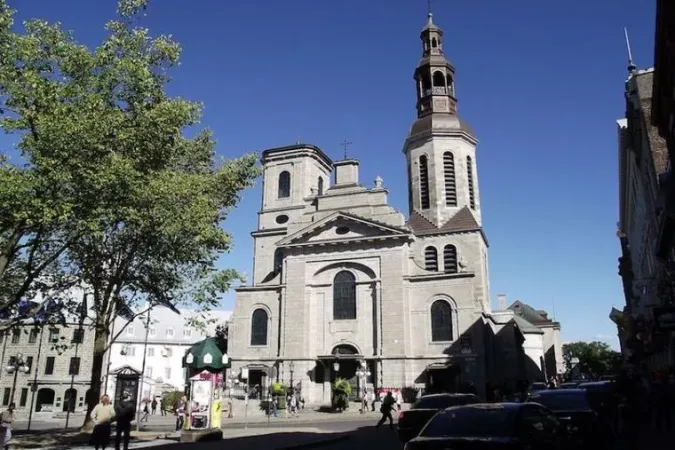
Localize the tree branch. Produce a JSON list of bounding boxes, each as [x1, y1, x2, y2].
[[103, 304, 154, 354]]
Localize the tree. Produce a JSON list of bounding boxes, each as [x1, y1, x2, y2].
[[0, 0, 260, 428], [562, 341, 622, 379]]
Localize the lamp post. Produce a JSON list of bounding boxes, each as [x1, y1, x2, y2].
[[5, 353, 30, 405], [355, 366, 371, 401], [288, 362, 295, 393], [332, 361, 340, 376]]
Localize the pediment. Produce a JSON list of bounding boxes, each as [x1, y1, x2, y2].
[[277, 212, 411, 248]]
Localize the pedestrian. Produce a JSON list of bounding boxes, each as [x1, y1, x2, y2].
[[159, 398, 166, 416], [114, 393, 135, 450], [0, 402, 15, 450], [289, 394, 298, 418], [175, 396, 187, 431], [368, 390, 376, 412], [360, 394, 368, 414], [140, 403, 149, 422], [151, 398, 157, 415], [375, 392, 396, 429], [395, 390, 402, 411], [90, 394, 115, 450]]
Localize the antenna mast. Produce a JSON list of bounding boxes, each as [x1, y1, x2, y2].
[[624, 27, 637, 73]]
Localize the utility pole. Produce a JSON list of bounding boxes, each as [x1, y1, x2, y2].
[[135, 310, 152, 431], [26, 326, 44, 431]]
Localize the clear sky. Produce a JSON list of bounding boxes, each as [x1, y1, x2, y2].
[[4, 0, 659, 349]]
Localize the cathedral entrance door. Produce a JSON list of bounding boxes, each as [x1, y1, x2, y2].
[[330, 344, 361, 401]]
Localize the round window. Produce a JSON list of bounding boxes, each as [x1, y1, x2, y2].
[[275, 215, 289, 225], [335, 226, 350, 235]]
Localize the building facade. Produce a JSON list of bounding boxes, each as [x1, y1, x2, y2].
[[0, 289, 94, 420], [229, 13, 546, 404], [615, 67, 673, 370], [106, 306, 230, 401], [652, 0, 675, 367]]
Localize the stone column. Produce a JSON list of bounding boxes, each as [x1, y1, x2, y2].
[[375, 281, 382, 356]]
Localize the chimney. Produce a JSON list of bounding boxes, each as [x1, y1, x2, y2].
[[497, 294, 507, 310], [333, 159, 359, 186]]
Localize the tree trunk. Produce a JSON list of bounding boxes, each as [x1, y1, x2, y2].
[[81, 325, 109, 431]]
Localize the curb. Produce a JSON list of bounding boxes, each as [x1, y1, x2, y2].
[[276, 435, 350, 450]]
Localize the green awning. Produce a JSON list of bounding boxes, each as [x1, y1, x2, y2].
[[184, 338, 230, 370]]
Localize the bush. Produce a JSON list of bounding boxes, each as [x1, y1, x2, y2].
[[162, 391, 183, 414], [331, 378, 351, 411], [270, 382, 288, 409]]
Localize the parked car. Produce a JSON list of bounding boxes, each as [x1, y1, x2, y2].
[[404, 403, 568, 450], [527, 389, 612, 449], [397, 393, 479, 442], [528, 382, 548, 395]]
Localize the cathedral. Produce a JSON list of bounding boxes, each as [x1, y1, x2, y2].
[[228, 13, 546, 403]]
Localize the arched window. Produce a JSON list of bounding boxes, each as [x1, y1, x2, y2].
[[443, 152, 457, 206], [424, 246, 438, 271], [317, 177, 324, 196], [333, 271, 356, 320], [432, 71, 445, 87], [466, 156, 475, 209], [444, 245, 458, 273], [431, 38, 438, 48], [419, 155, 430, 209], [446, 74, 455, 96], [278, 171, 291, 199], [250, 309, 268, 346], [431, 300, 453, 342]]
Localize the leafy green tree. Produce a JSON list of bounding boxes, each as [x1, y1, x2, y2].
[[0, 0, 260, 428], [562, 341, 622, 379]]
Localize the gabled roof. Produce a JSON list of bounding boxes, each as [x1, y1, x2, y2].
[[512, 315, 544, 334], [276, 211, 411, 247], [407, 207, 484, 238]]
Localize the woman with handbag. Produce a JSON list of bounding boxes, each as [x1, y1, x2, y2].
[[0, 402, 15, 450], [90, 395, 115, 450]]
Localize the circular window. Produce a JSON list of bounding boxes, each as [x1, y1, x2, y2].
[[275, 215, 289, 225], [335, 226, 350, 235]]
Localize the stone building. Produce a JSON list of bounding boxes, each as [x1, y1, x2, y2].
[[652, 0, 675, 367], [0, 290, 94, 420], [106, 306, 230, 401], [614, 67, 672, 370], [229, 13, 542, 404]]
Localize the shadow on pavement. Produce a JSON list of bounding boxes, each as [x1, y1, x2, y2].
[[142, 425, 402, 450]]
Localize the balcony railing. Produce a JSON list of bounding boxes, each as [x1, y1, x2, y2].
[[422, 87, 447, 97]]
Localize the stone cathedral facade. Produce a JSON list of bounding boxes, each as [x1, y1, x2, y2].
[[229, 14, 524, 404]]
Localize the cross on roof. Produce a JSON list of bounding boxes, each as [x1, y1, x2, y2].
[[340, 140, 352, 159]]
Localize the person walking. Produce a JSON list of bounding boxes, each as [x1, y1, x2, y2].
[[375, 392, 396, 429], [289, 394, 299, 418], [90, 395, 115, 450], [114, 393, 135, 450], [140, 403, 149, 422], [150, 398, 157, 415], [175, 396, 187, 431], [0, 403, 15, 450], [159, 398, 166, 416]]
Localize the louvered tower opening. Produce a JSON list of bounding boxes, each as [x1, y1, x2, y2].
[[467, 156, 475, 209], [419, 155, 430, 209], [444, 152, 457, 206], [444, 245, 458, 273], [424, 246, 438, 271]]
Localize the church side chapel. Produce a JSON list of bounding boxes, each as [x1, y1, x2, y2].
[[228, 12, 546, 404]]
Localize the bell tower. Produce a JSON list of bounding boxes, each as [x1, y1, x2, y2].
[[404, 13, 482, 227]]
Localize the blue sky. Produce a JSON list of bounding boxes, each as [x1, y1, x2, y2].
[[4, 0, 658, 348]]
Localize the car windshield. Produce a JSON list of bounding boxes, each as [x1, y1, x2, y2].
[[530, 392, 591, 411], [414, 395, 477, 410], [420, 405, 515, 438]]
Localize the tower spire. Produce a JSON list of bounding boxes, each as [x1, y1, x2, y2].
[[624, 27, 637, 74]]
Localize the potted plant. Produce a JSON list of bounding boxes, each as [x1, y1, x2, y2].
[[270, 382, 288, 409], [331, 378, 351, 412]]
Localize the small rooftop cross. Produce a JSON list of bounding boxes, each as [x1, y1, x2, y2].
[[340, 140, 353, 159]]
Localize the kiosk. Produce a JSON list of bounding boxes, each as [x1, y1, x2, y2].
[[180, 338, 230, 443]]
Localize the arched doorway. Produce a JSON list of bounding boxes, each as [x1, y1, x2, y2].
[[63, 388, 77, 412], [331, 345, 360, 401], [36, 388, 55, 412]]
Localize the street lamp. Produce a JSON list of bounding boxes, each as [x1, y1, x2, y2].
[[5, 353, 30, 404], [332, 361, 340, 372], [355, 366, 371, 400]]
